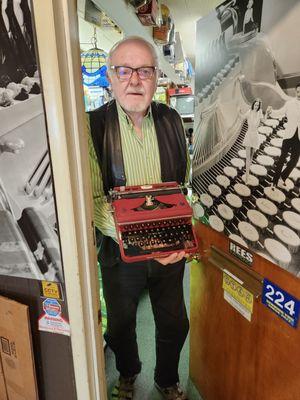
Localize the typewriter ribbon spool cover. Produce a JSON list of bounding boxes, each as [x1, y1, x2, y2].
[[109, 182, 198, 262]]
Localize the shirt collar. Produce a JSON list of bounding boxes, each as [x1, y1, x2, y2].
[[116, 101, 152, 126]]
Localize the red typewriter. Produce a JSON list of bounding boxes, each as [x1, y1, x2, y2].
[[109, 182, 198, 262]]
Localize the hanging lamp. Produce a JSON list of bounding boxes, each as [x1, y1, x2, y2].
[[81, 27, 109, 88]]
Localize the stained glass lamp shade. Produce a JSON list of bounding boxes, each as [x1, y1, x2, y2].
[[81, 48, 109, 88]]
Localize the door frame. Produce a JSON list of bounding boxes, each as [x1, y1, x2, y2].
[[33, 1, 107, 399]]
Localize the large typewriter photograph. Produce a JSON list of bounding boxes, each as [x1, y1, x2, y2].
[[109, 182, 198, 262], [0, 0, 63, 282], [192, 0, 300, 277]]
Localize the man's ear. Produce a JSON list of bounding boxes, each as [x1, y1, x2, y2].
[[106, 70, 112, 85]]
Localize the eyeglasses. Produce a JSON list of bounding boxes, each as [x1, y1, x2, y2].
[[110, 66, 157, 81]]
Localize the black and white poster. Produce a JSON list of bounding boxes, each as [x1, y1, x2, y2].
[[0, 0, 63, 282], [192, 0, 300, 277]]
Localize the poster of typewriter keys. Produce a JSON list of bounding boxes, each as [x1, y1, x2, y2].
[[192, 0, 300, 277], [0, 0, 63, 282]]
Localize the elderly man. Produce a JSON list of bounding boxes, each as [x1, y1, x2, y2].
[[272, 83, 300, 187], [88, 36, 190, 400]]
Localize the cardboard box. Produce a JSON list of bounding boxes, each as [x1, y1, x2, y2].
[[0, 356, 8, 400], [0, 296, 38, 400], [137, 0, 158, 26]]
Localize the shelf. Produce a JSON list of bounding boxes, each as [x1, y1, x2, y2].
[[91, 0, 180, 83]]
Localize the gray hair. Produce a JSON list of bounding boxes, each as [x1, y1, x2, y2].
[[107, 36, 158, 69]]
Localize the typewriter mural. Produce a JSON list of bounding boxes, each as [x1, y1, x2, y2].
[[192, 0, 300, 277], [0, 0, 63, 282]]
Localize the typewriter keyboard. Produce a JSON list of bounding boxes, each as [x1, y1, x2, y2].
[[121, 218, 196, 256]]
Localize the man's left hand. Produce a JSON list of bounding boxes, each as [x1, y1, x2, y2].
[[154, 251, 187, 266]]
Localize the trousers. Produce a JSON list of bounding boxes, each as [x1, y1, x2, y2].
[[100, 249, 189, 388], [273, 129, 300, 185]]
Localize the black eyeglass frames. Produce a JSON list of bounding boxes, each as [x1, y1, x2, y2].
[[109, 65, 157, 81]]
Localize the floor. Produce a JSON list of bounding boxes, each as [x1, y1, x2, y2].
[[104, 264, 203, 400]]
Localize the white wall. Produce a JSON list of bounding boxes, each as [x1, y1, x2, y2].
[[78, 11, 122, 53], [261, 0, 300, 77]]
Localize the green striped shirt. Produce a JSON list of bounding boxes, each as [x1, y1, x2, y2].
[[87, 101, 190, 240]]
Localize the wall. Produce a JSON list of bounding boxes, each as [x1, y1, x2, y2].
[[78, 14, 122, 53], [261, 0, 300, 77]]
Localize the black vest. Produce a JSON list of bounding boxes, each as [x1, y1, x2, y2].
[[89, 100, 187, 195]]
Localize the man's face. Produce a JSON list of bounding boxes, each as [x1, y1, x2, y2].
[[296, 86, 300, 100], [108, 41, 157, 114]]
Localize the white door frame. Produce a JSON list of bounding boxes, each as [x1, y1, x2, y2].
[[33, 1, 107, 399]]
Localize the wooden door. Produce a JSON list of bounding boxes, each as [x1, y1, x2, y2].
[[190, 223, 300, 400]]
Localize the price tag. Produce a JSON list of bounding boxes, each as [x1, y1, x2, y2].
[[262, 279, 300, 328]]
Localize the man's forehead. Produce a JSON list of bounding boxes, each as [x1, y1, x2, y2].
[[111, 41, 154, 60]]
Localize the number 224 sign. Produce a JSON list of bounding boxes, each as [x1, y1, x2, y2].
[[262, 279, 300, 328]]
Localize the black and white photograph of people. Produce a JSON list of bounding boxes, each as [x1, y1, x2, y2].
[[0, 0, 63, 283], [270, 84, 300, 189], [192, 0, 300, 277], [239, 98, 271, 183], [243, 0, 256, 34]]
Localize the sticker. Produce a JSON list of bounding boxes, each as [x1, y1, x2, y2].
[[223, 272, 254, 314], [41, 281, 62, 300], [262, 279, 300, 328], [224, 291, 252, 322], [229, 241, 253, 266], [38, 298, 70, 336]]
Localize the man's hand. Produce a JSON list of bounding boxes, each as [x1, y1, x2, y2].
[[266, 105, 272, 116], [154, 251, 187, 266]]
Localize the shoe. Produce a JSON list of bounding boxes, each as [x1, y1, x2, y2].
[[155, 382, 188, 400], [111, 375, 137, 400]]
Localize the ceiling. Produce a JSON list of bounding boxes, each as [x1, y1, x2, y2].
[[78, 0, 224, 68], [163, 0, 223, 66]]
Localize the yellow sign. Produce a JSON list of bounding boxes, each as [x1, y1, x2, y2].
[[222, 273, 254, 313], [42, 281, 61, 300]]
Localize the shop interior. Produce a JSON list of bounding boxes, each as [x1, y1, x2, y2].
[[78, 1, 204, 398], [0, 0, 299, 399], [78, 1, 300, 399]]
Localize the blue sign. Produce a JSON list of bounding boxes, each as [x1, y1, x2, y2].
[[262, 279, 300, 328], [43, 298, 61, 317]]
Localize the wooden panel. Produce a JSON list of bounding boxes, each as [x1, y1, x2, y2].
[[190, 222, 300, 400]]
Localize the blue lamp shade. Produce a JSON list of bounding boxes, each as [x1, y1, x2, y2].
[[81, 48, 109, 88]]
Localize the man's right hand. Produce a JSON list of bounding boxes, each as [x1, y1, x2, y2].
[[154, 251, 187, 266]]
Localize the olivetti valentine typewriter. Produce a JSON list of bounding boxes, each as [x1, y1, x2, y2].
[[109, 182, 198, 262]]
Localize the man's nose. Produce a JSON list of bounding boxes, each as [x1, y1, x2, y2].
[[130, 70, 141, 85]]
